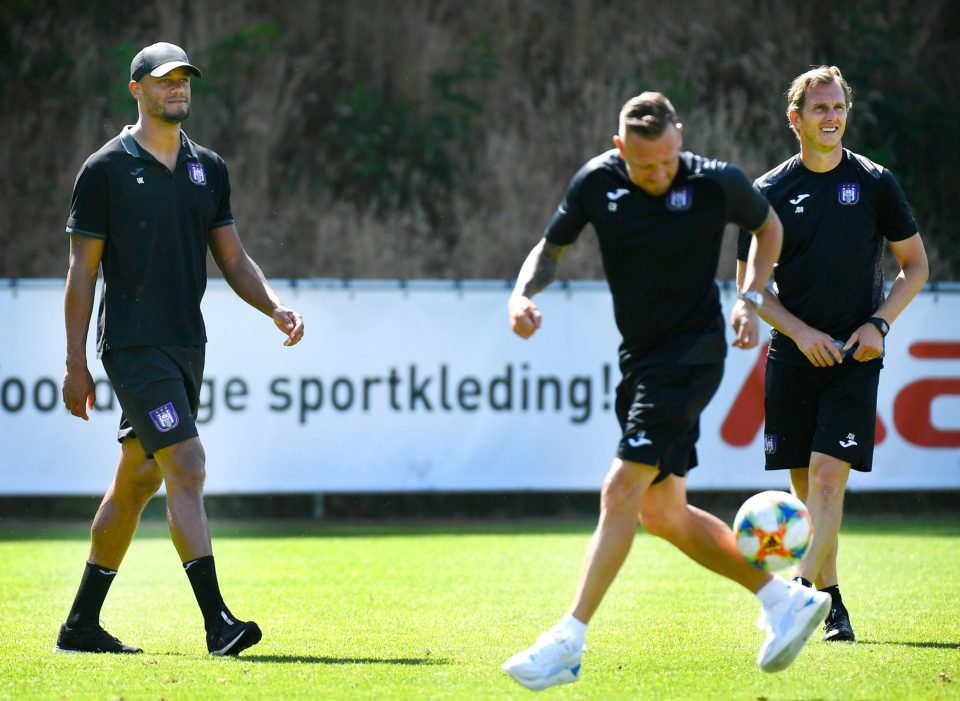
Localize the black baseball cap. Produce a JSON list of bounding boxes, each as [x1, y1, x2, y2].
[[130, 42, 202, 81]]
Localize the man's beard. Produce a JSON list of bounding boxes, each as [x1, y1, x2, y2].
[[161, 105, 190, 124]]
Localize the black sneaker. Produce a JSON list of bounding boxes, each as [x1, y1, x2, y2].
[[823, 608, 856, 642], [53, 622, 143, 654], [207, 612, 262, 656]]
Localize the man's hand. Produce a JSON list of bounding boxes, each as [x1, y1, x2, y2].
[[273, 306, 304, 346], [508, 295, 542, 339], [792, 325, 845, 367], [62, 364, 96, 420], [847, 322, 884, 362], [730, 299, 759, 349]]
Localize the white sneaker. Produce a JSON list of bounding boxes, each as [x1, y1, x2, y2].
[[502, 628, 583, 691], [757, 581, 831, 673]]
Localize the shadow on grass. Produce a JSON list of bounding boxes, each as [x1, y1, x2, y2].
[[235, 654, 450, 665], [146, 651, 450, 665], [857, 640, 960, 649]]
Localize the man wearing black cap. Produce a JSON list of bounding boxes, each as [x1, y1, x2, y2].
[[57, 42, 304, 656]]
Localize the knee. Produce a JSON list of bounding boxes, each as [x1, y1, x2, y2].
[[159, 441, 206, 492], [809, 462, 849, 502], [599, 465, 644, 517], [638, 503, 680, 539], [130, 463, 163, 502]]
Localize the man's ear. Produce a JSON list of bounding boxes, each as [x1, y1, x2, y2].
[[787, 109, 800, 131]]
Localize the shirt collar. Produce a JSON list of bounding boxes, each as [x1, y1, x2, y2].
[[120, 125, 199, 162]]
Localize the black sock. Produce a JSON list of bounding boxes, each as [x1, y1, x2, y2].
[[183, 555, 231, 630], [792, 576, 814, 589], [65, 562, 118, 628], [819, 584, 845, 613]]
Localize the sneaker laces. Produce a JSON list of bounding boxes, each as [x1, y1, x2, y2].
[[528, 629, 577, 663], [95, 621, 123, 645]]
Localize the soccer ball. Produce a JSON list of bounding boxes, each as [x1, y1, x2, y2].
[[733, 491, 812, 572]]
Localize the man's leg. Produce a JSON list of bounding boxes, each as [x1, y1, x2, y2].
[[793, 453, 854, 641], [56, 439, 160, 654], [152, 437, 261, 656], [503, 461, 826, 687], [153, 437, 211, 562], [89, 439, 163, 569], [790, 467, 838, 587], [638, 474, 770, 592], [570, 459, 659, 622], [793, 453, 849, 586], [637, 473, 828, 673], [502, 458, 655, 690]]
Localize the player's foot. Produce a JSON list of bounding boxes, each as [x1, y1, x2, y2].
[[502, 628, 583, 691], [207, 611, 262, 656], [53, 622, 143, 654], [757, 581, 831, 672], [823, 607, 856, 642]]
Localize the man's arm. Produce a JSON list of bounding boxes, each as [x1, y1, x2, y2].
[[208, 224, 304, 346], [845, 232, 928, 360], [730, 206, 782, 349], [734, 251, 845, 367], [507, 238, 571, 339], [62, 235, 104, 420]]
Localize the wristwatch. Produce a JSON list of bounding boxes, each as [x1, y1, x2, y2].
[[738, 290, 764, 308], [867, 316, 890, 337]]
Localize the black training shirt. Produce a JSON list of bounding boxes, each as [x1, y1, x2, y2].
[[66, 126, 234, 355], [737, 149, 917, 364], [546, 149, 769, 370]]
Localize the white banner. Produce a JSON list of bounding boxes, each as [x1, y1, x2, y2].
[[1, 280, 958, 495]]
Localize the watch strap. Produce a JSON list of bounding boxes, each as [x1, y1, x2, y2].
[[867, 316, 889, 337]]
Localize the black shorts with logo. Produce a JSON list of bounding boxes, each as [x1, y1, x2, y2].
[[615, 361, 724, 484], [763, 357, 882, 472], [101, 345, 204, 458]]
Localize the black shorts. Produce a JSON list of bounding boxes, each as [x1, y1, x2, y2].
[[615, 361, 724, 484], [101, 345, 204, 458], [763, 357, 882, 472]]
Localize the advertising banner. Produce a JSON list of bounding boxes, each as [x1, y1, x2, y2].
[[1, 280, 957, 494]]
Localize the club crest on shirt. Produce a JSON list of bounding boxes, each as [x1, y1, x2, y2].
[[838, 182, 860, 205], [149, 402, 180, 432], [764, 433, 777, 454], [187, 162, 207, 186], [666, 185, 693, 212]]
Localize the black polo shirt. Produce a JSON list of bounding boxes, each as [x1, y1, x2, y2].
[[736, 149, 918, 364], [546, 149, 769, 370], [66, 126, 234, 355]]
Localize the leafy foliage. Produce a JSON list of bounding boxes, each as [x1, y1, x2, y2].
[[0, 0, 955, 279]]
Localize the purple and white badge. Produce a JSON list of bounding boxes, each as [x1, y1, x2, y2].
[[149, 402, 180, 432], [837, 182, 860, 205], [764, 433, 778, 455], [666, 185, 693, 212], [187, 162, 207, 186]]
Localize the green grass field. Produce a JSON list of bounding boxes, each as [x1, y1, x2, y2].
[[1, 516, 958, 700]]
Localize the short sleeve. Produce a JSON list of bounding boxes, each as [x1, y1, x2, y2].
[[877, 169, 918, 242], [65, 162, 109, 239], [543, 169, 590, 245], [721, 164, 770, 234], [211, 157, 234, 229]]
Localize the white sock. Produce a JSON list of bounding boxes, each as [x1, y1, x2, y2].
[[556, 613, 588, 646], [756, 575, 792, 610]]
